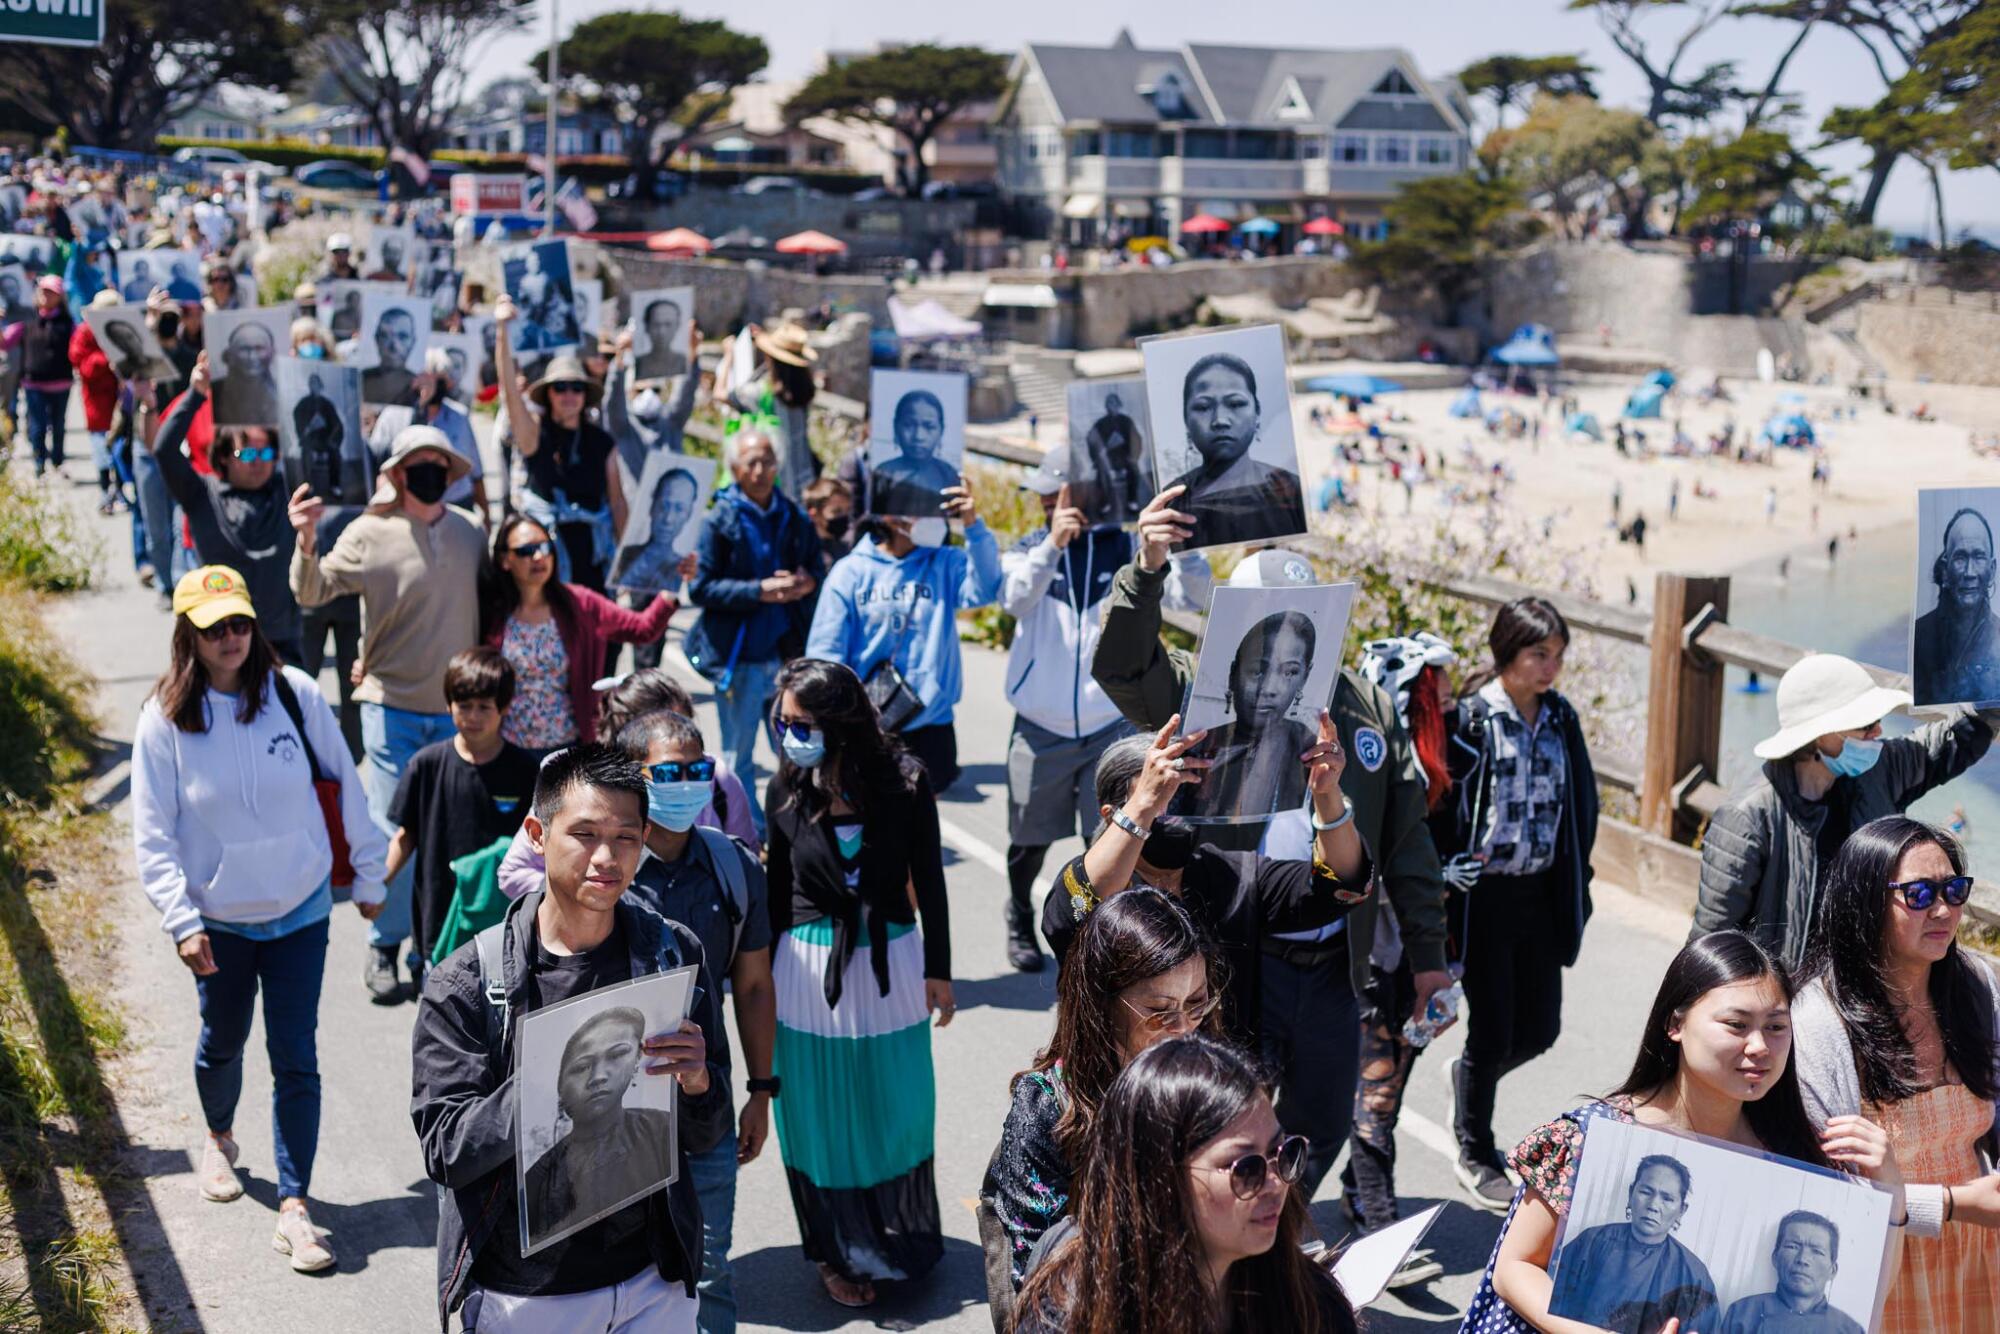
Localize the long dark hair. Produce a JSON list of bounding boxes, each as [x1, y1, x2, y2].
[[1606, 930, 1829, 1166], [478, 512, 578, 642], [151, 615, 280, 734], [772, 658, 910, 818], [769, 354, 817, 409], [1016, 1036, 1352, 1334], [1026, 889, 1224, 1166], [1802, 816, 1997, 1104]]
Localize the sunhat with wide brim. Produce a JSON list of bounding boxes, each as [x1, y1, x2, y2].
[[367, 424, 474, 507], [528, 354, 604, 411], [752, 323, 817, 368], [88, 288, 121, 309], [1753, 653, 1912, 759]]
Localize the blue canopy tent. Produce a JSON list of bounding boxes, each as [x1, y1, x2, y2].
[[1566, 411, 1603, 441], [1306, 373, 1403, 400], [1449, 385, 1483, 418], [1624, 384, 1667, 418], [1491, 339, 1561, 366], [1238, 216, 1282, 236], [1645, 369, 1676, 390], [1759, 412, 1816, 448]]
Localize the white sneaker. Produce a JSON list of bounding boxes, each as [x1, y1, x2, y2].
[[272, 1205, 336, 1274], [198, 1136, 241, 1202]]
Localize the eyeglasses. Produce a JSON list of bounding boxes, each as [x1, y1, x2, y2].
[[508, 539, 554, 559], [771, 717, 817, 743], [648, 758, 717, 784], [209, 272, 235, 284], [1120, 991, 1222, 1033], [1888, 876, 1974, 910], [1198, 1135, 1310, 1201], [550, 382, 588, 395], [196, 615, 254, 642], [232, 446, 276, 463]]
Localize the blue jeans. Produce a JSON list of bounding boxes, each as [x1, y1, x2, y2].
[[24, 386, 67, 469], [359, 702, 455, 955], [687, 1133, 739, 1334], [110, 434, 144, 570], [715, 657, 781, 838], [133, 448, 177, 584], [193, 914, 329, 1199]]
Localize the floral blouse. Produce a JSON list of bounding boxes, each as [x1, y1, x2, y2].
[[1507, 1097, 1637, 1217], [500, 615, 576, 750], [980, 1064, 1072, 1290]]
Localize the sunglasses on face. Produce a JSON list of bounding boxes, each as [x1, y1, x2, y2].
[[1199, 1134, 1310, 1201], [1120, 991, 1222, 1033], [196, 615, 254, 642], [648, 758, 717, 784], [232, 446, 276, 463], [1889, 876, 1974, 910], [508, 539, 554, 559], [210, 272, 234, 284], [550, 382, 588, 395], [771, 717, 817, 743]]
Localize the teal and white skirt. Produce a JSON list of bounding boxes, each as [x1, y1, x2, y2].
[[771, 918, 943, 1282]]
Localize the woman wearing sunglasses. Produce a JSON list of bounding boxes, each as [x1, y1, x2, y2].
[[1794, 815, 2000, 1333], [980, 888, 1221, 1324], [1014, 1035, 1354, 1334], [131, 565, 387, 1275], [144, 350, 305, 662], [477, 513, 679, 752], [764, 657, 953, 1309]]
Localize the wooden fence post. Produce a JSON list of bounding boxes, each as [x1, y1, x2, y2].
[[1641, 572, 1732, 843]]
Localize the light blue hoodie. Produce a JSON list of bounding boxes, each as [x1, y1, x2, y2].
[[804, 524, 1004, 731]]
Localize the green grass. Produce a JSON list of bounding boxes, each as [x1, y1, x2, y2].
[[0, 472, 91, 594]]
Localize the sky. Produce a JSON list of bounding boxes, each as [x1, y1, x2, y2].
[[488, 0, 1997, 239]]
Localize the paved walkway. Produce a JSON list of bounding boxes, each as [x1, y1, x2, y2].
[[35, 417, 1693, 1332]]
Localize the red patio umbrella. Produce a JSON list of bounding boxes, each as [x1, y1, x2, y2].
[[1303, 217, 1345, 236], [774, 229, 847, 255], [1180, 213, 1231, 234], [647, 226, 712, 254]]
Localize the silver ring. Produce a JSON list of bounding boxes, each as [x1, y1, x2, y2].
[[1171, 757, 1187, 771]]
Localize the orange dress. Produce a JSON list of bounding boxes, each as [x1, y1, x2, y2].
[[1870, 1082, 2000, 1334]]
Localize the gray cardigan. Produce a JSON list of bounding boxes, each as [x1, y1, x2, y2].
[[1792, 962, 2000, 1237]]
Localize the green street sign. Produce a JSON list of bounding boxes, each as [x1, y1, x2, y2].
[[0, 0, 105, 49]]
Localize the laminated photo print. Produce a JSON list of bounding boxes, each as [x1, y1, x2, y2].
[[1140, 323, 1306, 552], [1548, 1115, 1895, 1334], [1175, 579, 1352, 824], [1065, 376, 1156, 525], [628, 287, 696, 383], [276, 357, 369, 505], [204, 307, 293, 428], [0, 234, 57, 278], [122, 247, 204, 303], [867, 368, 968, 519], [502, 238, 580, 356], [462, 314, 500, 398], [362, 225, 416, 285], [574, 278, 604, 345], [0, 265, 33, 324], [611, 453, 717, 597], [515, 965, 699, 1256], [319, 279, 403, 345], [353, 292, 432, 408], [428, 332, 482, 405], [1911, 485, 2000, 708], [81, 301, 177, 383]]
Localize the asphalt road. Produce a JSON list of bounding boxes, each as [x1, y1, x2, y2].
[[37, 413, 1697, 1333]]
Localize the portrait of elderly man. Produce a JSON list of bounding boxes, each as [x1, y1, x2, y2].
[[1912, 505, 2000, 706], [522, 1005, 676, 1244], [1548, 1154, 1719, 1334], [101, 318, 156, 380], [1715, 1211, 1864, 1334], [212, 320, 281, 426], [633, 297, 688, 381], [361, 306, 421, 408]]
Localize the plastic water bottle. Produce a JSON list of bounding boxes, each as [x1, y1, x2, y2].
[[1400, 981, 1464, 1048]]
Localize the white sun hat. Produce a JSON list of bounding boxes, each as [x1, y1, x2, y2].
[[1753, 653, 1912, 759]]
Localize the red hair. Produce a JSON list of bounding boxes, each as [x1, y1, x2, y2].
[[1406, 664, 1452, 814]]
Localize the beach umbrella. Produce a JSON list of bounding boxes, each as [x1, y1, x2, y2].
[[1303, 217, 1345, 236], [1490, 339, 1561, 366], [774, 229, 847, 255], [1180, 213, 1231, 234], [646, 227, 712, 254], [1305, 373, 1404, 400], [1238, 216, 1282, 235]]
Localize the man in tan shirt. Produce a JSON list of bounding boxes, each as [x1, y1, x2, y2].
[[290, 424, 484, 1002]]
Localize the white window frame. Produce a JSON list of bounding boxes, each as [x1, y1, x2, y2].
[[1332, 133, 1370, 164], [1415, 135, 1457, 166], [1373, 134, 1412, 165]]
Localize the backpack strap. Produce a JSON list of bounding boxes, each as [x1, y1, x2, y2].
[[472, 921, 509, 1045], [692, 825, 750, 966], [269, 670, 329, 785]]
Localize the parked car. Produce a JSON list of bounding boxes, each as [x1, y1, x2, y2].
[[295, 159, 380, 191], [735, 175, 820, 197], [850, 185, 898, 202], [171, 146, 250, 174], [607, 171, 688, 202], [920, 179, 999, 201]]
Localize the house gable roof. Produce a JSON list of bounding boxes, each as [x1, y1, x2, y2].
[[1020, 39, 1217, 125]]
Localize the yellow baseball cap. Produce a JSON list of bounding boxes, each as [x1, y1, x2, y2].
[[172, 566, 258, 629]]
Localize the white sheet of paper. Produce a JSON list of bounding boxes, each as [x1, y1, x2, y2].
[[1332, 1203, 1443, 1308]]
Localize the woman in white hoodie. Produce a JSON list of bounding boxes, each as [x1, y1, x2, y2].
[[131, 565, 387, 1275]]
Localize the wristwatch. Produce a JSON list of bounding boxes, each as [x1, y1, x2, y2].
[[1108, 809, 1150, 840], [746, 1076, 782, 1098]]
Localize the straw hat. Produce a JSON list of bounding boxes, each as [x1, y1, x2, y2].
[[88, 288, 120, 309], [1752, 654, 1912, 760], [752, 323, 817, 368], [381, 424, 473, 485], [528, 354, 603, 410]]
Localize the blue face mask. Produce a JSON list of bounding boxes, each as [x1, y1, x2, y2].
[[782, 729, 827, 769], [647, 779, 712, 833], [1820, 735, 1883, 778], [298, 342, 326, 360]]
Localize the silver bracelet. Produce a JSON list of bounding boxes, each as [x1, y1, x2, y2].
[[1109, 809, 1150, 840], [1311, 804, 1355, 833]]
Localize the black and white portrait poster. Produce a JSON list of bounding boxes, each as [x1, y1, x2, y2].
[[462, 314, 500, 397], [628, 287, 695, 382], [428, 332, 482, 405], [1549, 1115, 1894, 1334], [574, 278, 604, 345], [1140, 324, 1306, 552], [611, 453, 716, 596], [514, 965, 698, 1256], [501, 238, 580, 356], [1176, 578, 1352, 824], [362, 226, 415, 285], [1066, 376, 1155, 525], [1912, 485, 2000, 708], [0, 234, 55, 277], [867, 369, 968, 519], [276, 357, 369, 505], [0, 265, 32, 324], [354, 292, 431, 408], [421, 264, 462, 330], [82, 302, 177, 382], [204, 307, 291, 427], [317, 279, 401, 345]]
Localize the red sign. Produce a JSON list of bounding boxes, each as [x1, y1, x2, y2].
[[450, 174, 529, 215]]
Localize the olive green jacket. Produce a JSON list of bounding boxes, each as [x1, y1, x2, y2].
[[1088, 558, 1450, 991]]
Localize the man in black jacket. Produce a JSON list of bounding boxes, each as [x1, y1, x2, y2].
[[411, 744, 729, 1333]]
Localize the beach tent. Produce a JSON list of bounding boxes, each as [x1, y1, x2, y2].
[[1645, 369, 1676, 390], [1759, 412, 1816, 448], [1306, 373, 1403, 400], [888, 298, 981, 341], [1566, 411, 1603, 441], [1490, 331, 1560, 366], [1449, 385, 1482, 418], [1624, 383, 1667, 418]]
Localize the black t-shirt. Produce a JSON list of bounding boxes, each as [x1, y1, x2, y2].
[[524, 418, 617, 510], [389, 739, 539, 962], [470, 914, 656, 1295]]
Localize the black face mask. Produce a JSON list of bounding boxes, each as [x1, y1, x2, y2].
[[823, 514, 851, 540], [156, 312, 179, 341], [402, 462, 450, 504], [1140, 817, 1196, 871]]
